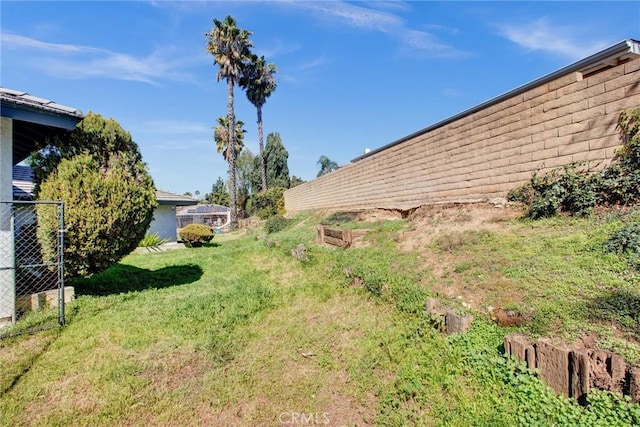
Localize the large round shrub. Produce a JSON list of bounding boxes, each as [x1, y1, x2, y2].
[[37, 153, 156, 278], [178, 224, 215, 247]]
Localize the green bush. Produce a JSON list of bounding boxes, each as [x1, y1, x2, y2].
[[605, 223, 640, 270], [597, 108, 640, 205], [31, 112, 147, 195], [509, 108, 640, 219], [37, 153, 156, 278], [605, 223, 640, 255], [179, 224, 214, 247], [507, 163, 598, 219], [254, 187, 286, 219], [264, 215, 290, 234]]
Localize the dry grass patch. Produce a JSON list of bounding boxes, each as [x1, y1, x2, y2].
[[0, 332, 58, 394], [201, 289, 394, 426]]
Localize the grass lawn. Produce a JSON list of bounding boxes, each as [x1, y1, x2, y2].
[[1, 207, 640, 426]]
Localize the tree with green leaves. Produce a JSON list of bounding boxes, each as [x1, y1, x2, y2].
[[236, 149, 256, 218], [317, 155, 339, 177], [30, 111, 146, 193], [206, 15, 253, 229], [214, 116, 245, 161], [33, 113, 156, 279], [240, 54, 277, 192], [290, 176, 306, 187], [205, 177, 230, 206], [264, 132, 290, 189]]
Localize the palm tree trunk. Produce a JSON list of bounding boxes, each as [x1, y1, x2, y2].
[[257, 106, 268, 192], [227, 78, 238, 229]]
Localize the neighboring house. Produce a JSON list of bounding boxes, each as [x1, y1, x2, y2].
[[12, 164, 34, 201], [176, 204, 230, 231], [11, 167, 197, 243], [151, 190, 198, 242]]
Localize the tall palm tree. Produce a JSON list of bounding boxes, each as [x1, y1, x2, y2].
[[214, 116, 245, 162], [317, 155, 339, 177], [205, 15, 253, 229], [240, 54, 277, 192]]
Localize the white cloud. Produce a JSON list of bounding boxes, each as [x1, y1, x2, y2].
[[2, 33, 91, 53], [1, 32, 203, 84], [423, 23, 460, 36], [258, 37, 302, 59], [363, 1, 412, 13], [298, 56, 329, 71], [497, 18, 610, 60], [292, 1, 402, 32], [284, 1, 468, 57]]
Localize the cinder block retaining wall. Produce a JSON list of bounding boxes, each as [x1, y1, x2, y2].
[[285, 57, 640, 213]]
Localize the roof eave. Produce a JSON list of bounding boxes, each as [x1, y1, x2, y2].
[[157, 199, 200, 206], [1, 101, 82, 131]]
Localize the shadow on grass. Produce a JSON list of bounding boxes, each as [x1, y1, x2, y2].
[[73, 263, 204, 297], [587, 288, 640, 340]]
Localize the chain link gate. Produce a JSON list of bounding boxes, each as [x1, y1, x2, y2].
[[0, 201, 65, 338]]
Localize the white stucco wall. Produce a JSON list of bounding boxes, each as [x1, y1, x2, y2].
[[0, 117, 16, 324], [148, 205, 178, 242]]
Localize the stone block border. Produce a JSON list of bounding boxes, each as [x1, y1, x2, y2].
[[425, 297, 473, 334], [505, 333, 640, 403]]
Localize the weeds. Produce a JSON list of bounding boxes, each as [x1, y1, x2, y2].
[[264, 214, 290, 234], [605, 223, 640, 270]]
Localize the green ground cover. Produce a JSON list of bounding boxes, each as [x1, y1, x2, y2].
[[1, 208, 639, 426]]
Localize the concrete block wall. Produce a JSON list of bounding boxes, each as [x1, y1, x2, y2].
[[285, 57, 640, 213]]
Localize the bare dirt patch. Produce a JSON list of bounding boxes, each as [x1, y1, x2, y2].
[[400, 203, 522, 252], [397, 203, 524, 312], [357, 208, 404, 222]]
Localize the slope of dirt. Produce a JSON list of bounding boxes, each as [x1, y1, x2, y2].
[[400, 203, 522, 251], [397, 203, 524, 314]]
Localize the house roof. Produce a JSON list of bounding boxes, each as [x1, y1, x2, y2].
[[177, 204, 229, 215], [1, 87, 84, 165], [352, 38, 640, 163], [156, 189, 199, 206]]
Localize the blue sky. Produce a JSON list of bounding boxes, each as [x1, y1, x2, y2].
[[2, 1, 638, 196]]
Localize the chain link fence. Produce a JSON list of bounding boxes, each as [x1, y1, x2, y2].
[[0, 201, 65, 338]]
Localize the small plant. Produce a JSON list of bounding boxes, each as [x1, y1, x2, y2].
[[179, 224, 214, 247], [138, 232, 169, 248], [264, 215, 290, 234], [604, 223, 640, 270]]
